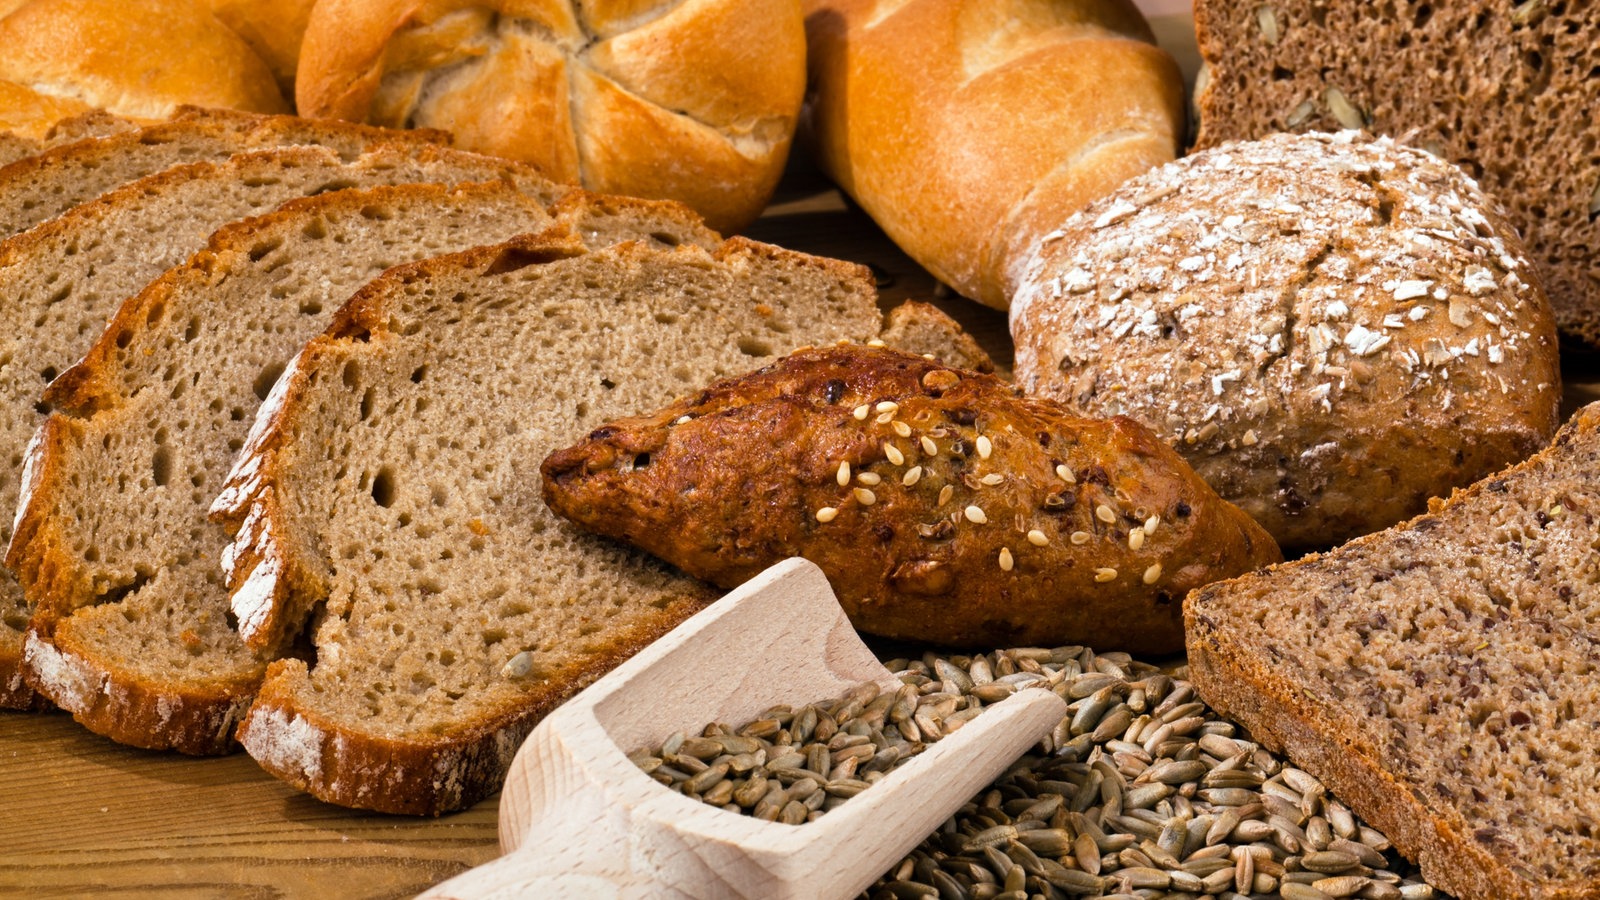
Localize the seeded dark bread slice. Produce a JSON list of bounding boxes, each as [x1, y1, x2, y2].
[[209, 229, 982, 813], [1191, 0, 1600, 349], [1186, 403, 1600, 899], [0, 143, 561, 714], [7, 183, 713, 752], [0, 106, 449, 239]]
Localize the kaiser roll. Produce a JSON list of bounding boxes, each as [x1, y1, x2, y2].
[[295, 0, 807, 234]]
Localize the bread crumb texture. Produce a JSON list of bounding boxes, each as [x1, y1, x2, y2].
[[1012, 131, 1560, 550], [1188, 402, 1600, 899]]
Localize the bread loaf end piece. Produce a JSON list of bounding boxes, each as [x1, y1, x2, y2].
[[803, 0, 1184, 309], [1192, 0, 1600, 349], [1187, 403, 1600, 900], [216, 229, 944, 813], [1013, 131, 1561, 550]]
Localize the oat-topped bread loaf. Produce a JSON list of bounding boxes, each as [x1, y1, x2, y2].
[[296, 0, 806, 233], [0, 143, 559, 714], [10, 184, 712, 751], [1191, 1, 1600, 349], [1011, 131, 1561, 550], [543, 345, 1279, 654], [1187, 402, 1600, 899], [0, 108, 447, 239], [209, 230, 982, 813]]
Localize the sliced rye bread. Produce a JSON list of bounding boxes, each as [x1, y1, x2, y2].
[[0, 109, 138, 170], [0, 143, 564, 712], [1186, 404, 1600, 899], [8, 182, 715, 751], [0, 106, 448, 240], [208, 229, 985, 814]]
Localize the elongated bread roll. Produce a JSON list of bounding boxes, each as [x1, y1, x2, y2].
[[802, 0, 1185, 309]]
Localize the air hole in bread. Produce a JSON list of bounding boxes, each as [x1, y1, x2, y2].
[[738, 336, 774, 357], [361, 204, 396, 221], [151, 446, 172, 487], [299, 300, 323, 316], [410, 365, 427, 384], [184, 317, 201, 343], [253, 361, 286, 402], [311, 178, 356, 195], [650, 231, 682, 247], [115, 327, 134, 350], [249, 237, 284, 262], [46, 285, 70, 308], [371, 466, 397, 508], [145, 300, 165, 327], [38, 366, 57, 383]]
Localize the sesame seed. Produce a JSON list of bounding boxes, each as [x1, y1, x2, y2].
[[1129, 529, 1146, 551], [902, 466, 923, 486], [976, 435, 993, 459], [998, 548, 1014, 571], [857, 471, 882, 486], [938, 485, 954, 506], [920, 435, 938, 455], [1144, 514, 1160, 534], [980, 473, 1004, 486], [1096, 504, 1117, 524], [837, 461, 851, 486], [501, 650, 533, 678], [866, 339, 886, 348], [854, 488, 877, 506], [1094, 567, 1118, 583], [1070, 531, 1091, 545], [1241, 429, 1259, 446], [1197, 422, 1220, 441], [875, 412, 895, 424], [852, 404, 869, 420], [1055, 464, 1076, 484], [892, 421, 912, 438], [673, 415, 692, 425], [815, 506, 839, 523], [1143, 563, 1162, 584], [875, 401, 899, 414], [1027, 529, 1048, 546], [964, 505, 988, 524], [884, 444, 905, 466]]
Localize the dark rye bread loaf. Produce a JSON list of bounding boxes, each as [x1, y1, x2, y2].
[[209, 230, 985, 813], [0, 143, 559, 712], [0, 106, 446, 239], [1191, 0, 1600, 348], [1186, 403, 1600, 899], [9, 183, 712, 752]]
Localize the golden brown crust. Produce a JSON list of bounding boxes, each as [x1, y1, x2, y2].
[[0, 78, 98, 140], [296, 0, 805, 233], [801, 0, 1184, 308], [0, 0, 288, 119], [208, 0, 318, 95], [542, 344, 1280, 654]]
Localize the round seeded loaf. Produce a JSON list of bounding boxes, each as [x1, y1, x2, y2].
[[1011, 131, 1562, 550]]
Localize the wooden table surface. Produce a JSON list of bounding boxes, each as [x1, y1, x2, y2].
[[5, 13, 1599, 900]]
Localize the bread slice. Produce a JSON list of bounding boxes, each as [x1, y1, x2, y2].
[[0, 106, 446, 239], [0, 143, 561, 712], [1191, 1, 1600, 349], [209, 230, 982, 813], [0, 132, 39, 167], [8, 181, 715, 750], [1186, 404, 1600, 899], [0, 108, 138, 169]]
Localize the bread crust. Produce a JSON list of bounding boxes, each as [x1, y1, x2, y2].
[[1187, 405, 1600, 900], [0, 0, 288, 119], [801, 0, 1184, 308], [542, 344, 1281, 654], [295, 0, 805, 233]]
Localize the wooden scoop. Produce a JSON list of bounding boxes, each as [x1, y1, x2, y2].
[[423, 558, 1068, 900]]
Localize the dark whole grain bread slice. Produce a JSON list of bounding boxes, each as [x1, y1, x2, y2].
[[1186, 403, 1600, 899], [0, 142, 562, 713], [1191, 1, 1600, 348], [209, 229, 985, 813], [8, 182, 714, 752], [0, 106, 447, 240]]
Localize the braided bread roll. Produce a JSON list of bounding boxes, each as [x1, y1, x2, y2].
[[802, 0, 1185, 309], [296, 0, 806, 234]]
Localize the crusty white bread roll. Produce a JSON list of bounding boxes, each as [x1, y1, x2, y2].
[[0, 0, 288, 119], [0, 79, 97, 140], [802, 0, 1185, 310], [209, 0, 317, 96], [296, 0, 806, 234]]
